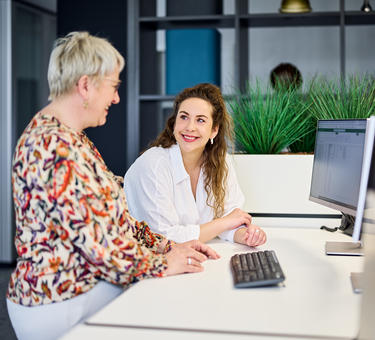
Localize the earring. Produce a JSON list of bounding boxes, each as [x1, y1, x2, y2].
[[210, 138, 214, 145], [83, 100, 88, 109]]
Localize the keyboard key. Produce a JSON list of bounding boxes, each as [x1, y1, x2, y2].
[[246, 253, 255, 270], [252, 253, 260, 269]]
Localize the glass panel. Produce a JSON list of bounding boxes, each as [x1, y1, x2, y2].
[[13, 4, 56, 140]]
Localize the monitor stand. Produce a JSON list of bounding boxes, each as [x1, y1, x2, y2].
[[325, 241, 363, 256], [323, 213, 364, 256], [350, 272, 363, 294]]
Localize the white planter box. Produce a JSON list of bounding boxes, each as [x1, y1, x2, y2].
[[231, 154, 341, 229]]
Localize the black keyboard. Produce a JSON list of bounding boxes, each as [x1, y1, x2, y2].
[[230, 250, 285, 288]]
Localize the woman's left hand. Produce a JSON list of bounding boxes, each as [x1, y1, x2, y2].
[[234, 225, 267, 247]]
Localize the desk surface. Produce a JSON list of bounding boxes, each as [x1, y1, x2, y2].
[[60, 323, 320, 340], [85, 227, 363, 339]]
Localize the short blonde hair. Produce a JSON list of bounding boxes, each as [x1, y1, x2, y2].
[[47, 31, 125, 100]]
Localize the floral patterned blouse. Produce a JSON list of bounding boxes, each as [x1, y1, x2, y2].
[[7, 112, 170, 306]]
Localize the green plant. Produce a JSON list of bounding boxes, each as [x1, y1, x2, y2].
[[228, 82, 313, 154], [288, 88, 317, 153], [288, 120, 316, 153], [308, 75, 375, 120]]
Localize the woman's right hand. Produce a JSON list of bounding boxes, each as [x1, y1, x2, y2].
[[164, 240, 220, 276], [222, 208, 252, 230]]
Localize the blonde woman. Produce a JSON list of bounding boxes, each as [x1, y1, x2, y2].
[[6, 32, 218, 340], [124, 83, 267, 246]]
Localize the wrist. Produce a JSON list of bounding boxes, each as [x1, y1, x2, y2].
[[216, 216, 232, 233], [157, 239, 168, 254], [162, 240, 175, 254], [233, 227, 246, 244]]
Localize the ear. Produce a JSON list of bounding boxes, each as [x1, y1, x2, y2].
[[76, 75, 90, 99], [211, 125, 219, 140]]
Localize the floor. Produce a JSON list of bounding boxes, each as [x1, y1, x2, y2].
[[0, 265, 17, 340]]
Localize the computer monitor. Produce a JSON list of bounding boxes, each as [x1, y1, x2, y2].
[[362, 132, 375, 238], [309, 118, 375, 256], [352, 117, 375, 242], [357, 231, 375, 337], [351, 121, 375, 295]]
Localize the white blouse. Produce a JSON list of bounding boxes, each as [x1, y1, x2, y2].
[[124, 144, 245, 243]]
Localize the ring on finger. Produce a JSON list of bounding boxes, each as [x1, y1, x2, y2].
[[187, 257, 192, 265]]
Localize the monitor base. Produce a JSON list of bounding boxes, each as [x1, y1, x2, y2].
[[350, 272, 363, 294], [325, 241, 363, 256]]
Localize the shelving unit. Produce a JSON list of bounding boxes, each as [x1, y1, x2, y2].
[[139, 15, 235, 29], [138, 11, 375, 29], [125, 0, 375, 169]]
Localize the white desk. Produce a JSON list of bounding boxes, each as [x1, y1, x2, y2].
[[60, 323, 317, 340], [81, 227, 363, 339]]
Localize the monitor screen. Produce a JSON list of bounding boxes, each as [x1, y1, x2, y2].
[[309, 119, 367, 217]]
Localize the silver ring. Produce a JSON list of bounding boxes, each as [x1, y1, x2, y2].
[[187, 257, 192, 265], [255, 229, 260, 233]]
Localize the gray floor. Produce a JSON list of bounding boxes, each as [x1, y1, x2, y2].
[[0, 266, 17, 340]]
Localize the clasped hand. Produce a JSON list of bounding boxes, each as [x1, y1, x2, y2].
[[164, 240, 220, 276], [234, 225, 267, 247], [225, 208, 267, 247]]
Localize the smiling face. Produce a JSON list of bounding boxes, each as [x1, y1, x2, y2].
[[173, 97, 218, 157], [88, 68, 121, 127]]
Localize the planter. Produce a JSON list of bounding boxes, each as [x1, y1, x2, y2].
[[231, 154, 341, 228]]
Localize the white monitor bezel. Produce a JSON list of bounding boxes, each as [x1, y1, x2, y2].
[[352, 116, 375, 242]]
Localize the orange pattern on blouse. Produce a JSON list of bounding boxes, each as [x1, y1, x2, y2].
[[7, 112, 168, 306]]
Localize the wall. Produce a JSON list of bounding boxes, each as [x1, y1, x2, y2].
[[57, 0, 128, 176]]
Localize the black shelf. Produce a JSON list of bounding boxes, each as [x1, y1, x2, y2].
[[139, 94, 238, 102], [139, 11, 375, 30], [345, 11, 375, 25], [139, 15, 235, 29], [140, 95, 175, 102], [240, 12, 340, 28]]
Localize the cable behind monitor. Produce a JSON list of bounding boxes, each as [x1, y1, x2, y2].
[[320, 213, 355, 236]]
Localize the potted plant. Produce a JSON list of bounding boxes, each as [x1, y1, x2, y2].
[[288, 75, 375, 152], [227, 76, 375, 227], [228, 81, 312, 154], [226, 81, 333, 228], [308, 75, 375, 121]]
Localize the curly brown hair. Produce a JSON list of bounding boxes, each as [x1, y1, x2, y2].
[[150, 83, 234, 218]]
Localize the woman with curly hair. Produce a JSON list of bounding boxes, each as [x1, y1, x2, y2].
[[124, 83, 267, 246]]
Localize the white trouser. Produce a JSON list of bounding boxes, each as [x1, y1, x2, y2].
[[6, 280, 123, 340]]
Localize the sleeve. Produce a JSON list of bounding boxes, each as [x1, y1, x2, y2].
[[126, 212, 173, 253], [47, 134, 168, 285], [124, 155, 201, 243], [106, 169, 165, 253], [218, 154, 246, 243]]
